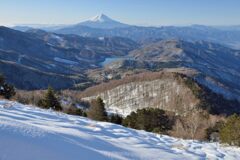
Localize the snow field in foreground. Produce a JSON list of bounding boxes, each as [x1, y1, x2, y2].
[[0, 100, 240, 160]]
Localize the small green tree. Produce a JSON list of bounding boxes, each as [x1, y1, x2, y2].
[[87, 97, 107, 121], [66, 105, 85, 117], [220, 114, 240, 146], [109, 114, 123, 125], [38, 86, 62, 111], [0, 74, 15, 99], [122, 111, 137, 128], [123, 108, 173, 133]]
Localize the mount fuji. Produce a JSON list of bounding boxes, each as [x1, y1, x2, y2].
[[12, 14, 130, 32], [75, 14, 130, 29]]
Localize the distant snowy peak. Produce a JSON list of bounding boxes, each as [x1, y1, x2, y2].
[[90, 14, 113, 22], [77, 14, 130, 29]]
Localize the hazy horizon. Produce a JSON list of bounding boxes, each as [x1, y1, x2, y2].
[[6, 14, 240, 28], [1, 0, 240, 27]]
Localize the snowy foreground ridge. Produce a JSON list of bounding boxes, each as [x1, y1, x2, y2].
[[1, 100, 240, 160]]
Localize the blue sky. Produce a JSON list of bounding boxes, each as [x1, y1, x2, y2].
[[0, 0, 240, 26]]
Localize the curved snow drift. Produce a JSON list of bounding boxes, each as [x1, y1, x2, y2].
[[0, 100, 240, 160]]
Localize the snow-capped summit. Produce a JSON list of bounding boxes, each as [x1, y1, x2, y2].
[[76, 14, 129, 29], [90, 14, 113, 22]]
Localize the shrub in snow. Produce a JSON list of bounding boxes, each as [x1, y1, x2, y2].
[[65, 106, 86, 117], [220, 114, 240, 146], [87, 97, 108, 121], [108, 114, 123, 125], [37, 86, 62, 111], [0, 74, 15, 99], [123, 108, 174, 134], [205, 121, 224, 142]]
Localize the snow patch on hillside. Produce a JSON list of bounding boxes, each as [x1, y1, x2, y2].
[[0, 100, 240, 160], [50, 34, 64, 43], [54, 57, 78, 65], [90, 14, 112, 22]]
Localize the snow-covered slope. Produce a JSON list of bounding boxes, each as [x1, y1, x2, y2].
[[0, 100, 240, 160]]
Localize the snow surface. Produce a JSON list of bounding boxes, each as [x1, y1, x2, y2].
[[90, 14, 112, 22], [50, 34, 64, 43], [1, 100, 240, 160], [98, 37, 105, 41], [78, 14, 129, 29]]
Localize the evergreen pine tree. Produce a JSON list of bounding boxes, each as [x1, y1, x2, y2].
[[38, 86, 62, 111], [109, 114, 123, 124], [87, 97, 107, 121], [122, 108, 173, 133]]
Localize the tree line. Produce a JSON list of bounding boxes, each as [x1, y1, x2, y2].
[[1, 73, 240, 147]]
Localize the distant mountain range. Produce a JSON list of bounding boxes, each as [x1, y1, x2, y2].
[[55, 24, 240, 49], [0, 26, 138, 89], [12, 14, 129, 31], [1, 14, 240, 101], [13, 14, 240, 49], [129, 40, 240, 100], [90, 39, 240, 101]]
